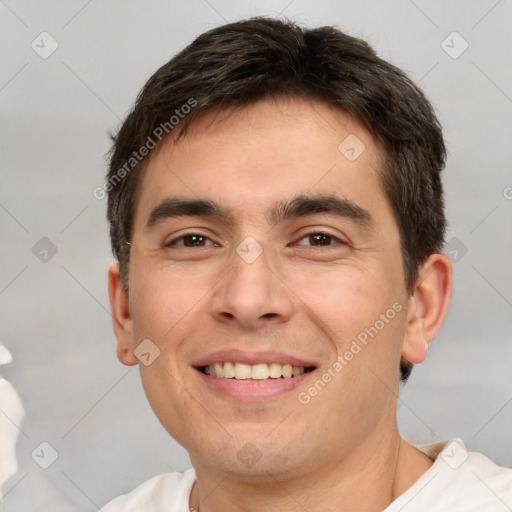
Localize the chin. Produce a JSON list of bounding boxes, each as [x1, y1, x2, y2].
[[186, 428, 311, 481]]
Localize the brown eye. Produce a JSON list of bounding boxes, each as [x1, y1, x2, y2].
[[165, 234, 215, 247], [297, 232, 340, 247], [308, 233, 332, 246], [182, 234, 208, 247]]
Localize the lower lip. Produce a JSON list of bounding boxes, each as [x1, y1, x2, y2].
[[195, 368, 316, 402]]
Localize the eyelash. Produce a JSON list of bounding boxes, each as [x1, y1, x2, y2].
[[164, 233, 218, 248], [164, 231, 345, 248], [294, 232, 344, 248]]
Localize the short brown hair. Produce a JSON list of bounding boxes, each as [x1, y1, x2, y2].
[[106, 17, 446, 381]]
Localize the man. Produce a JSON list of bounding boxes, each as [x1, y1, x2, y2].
[[103, 17, 512, 511]]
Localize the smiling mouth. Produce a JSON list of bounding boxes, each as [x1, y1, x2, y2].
[[199, 362, 316, 380]]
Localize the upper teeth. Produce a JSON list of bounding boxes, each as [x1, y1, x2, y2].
[[204, 362, 306, 380]]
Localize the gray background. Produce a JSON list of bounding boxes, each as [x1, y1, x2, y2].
[[1, 0, 511, 510]]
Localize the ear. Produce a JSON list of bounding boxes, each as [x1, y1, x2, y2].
[[108, 262, 138, 366], [401, 253, 452, 364]]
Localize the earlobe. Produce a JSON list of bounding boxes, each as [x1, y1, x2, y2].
[[108, 262, 138, 366], [401, 253, 452, 365]]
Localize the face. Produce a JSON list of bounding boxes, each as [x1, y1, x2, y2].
[[116, 98, 414, 478]]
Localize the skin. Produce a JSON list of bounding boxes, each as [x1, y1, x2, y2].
[[109, 97, 452, 512]]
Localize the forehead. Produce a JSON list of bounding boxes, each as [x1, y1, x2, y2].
[[133, 97, 391, 229]]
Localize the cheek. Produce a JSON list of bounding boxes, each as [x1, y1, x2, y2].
[[129, 260, 215, 341], [284, 265, 407, 388], [292, 270, 406, 418], [129, 264, 215, 440], [284, 266, 400, 338]]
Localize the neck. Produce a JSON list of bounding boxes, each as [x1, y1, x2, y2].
[[189, 431, 433, 512]]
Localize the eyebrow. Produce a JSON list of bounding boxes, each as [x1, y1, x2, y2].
[[269, 194, 373, 229], [145, 194, 373, 231], [145, 198, 233, 229]]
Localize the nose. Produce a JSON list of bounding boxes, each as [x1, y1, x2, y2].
[[210, 244, 294, 330]]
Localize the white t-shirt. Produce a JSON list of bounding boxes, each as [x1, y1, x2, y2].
[[103, 439, 512, 511]]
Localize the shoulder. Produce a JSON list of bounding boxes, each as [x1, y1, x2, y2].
[[462, 448, 512, 507], [102, 468, 196, 512], [388, 439, 512, 511]]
